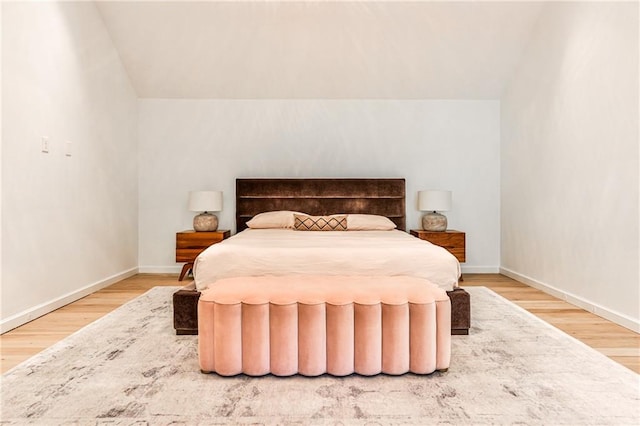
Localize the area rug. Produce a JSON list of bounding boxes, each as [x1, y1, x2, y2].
[[1, 287, 638, 425]]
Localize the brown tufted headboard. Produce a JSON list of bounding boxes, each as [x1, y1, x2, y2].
[[236, 178, 406, 232]]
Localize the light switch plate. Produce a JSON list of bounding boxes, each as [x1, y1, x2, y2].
[[41, 136, 49, 153]]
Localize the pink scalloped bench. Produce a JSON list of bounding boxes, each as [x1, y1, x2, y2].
[[198, 275, 451, 377]]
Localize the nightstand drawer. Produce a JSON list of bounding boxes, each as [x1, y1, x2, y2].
[[176, 248, 209, 263], [446, 247, 465, 263], [410, 229, 466, 263], [176, 232, 226, 249], [175, 230, 230, 263]]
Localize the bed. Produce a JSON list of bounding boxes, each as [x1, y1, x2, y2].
[[193, 229, 460, 292], [173, 178, 470, 335]]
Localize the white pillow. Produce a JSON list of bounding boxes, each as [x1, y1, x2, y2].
[[346, 214, 397, 231], [246, 211, 307, 229]]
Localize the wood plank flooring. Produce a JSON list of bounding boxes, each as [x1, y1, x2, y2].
[[1, 273, 638, 374]]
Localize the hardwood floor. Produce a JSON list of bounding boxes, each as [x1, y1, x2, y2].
[[462, 274, 640, 373], [1, 273, 638, 374]]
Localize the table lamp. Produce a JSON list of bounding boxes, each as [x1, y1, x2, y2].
[[418, 190, 452, 231], [188, 190, 222, 232]]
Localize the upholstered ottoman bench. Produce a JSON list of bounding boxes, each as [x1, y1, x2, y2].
[[198, 275, 451, 377]]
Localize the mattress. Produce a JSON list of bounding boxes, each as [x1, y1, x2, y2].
[[193, 229, 461, 292]]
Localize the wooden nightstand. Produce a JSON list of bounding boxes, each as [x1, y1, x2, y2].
[[176, 230, 230, 281], [410, 229, 466, 263]]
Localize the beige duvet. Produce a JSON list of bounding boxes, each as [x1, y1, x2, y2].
[[193, 229, 461, 292]]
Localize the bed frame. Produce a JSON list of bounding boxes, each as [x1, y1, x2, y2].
[[173, 178, 470, 335]]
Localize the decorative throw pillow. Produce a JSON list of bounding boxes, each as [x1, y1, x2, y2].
[[293, 214, 347, 231], [246, 211, 307, 229]]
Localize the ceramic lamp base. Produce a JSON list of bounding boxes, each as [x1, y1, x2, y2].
[[193, 212, 219, 232], [422, 212, 447, 232]]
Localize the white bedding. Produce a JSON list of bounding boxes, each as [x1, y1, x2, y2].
[[193, 229, 461, 292]]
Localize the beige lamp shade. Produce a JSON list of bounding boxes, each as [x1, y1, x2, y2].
[[418, 190, 452, 212], [188, 191, 222, 231], [188, 191, 222, 212]]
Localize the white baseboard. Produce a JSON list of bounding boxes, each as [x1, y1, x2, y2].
[[461, 266, 500, 273], [0, 267, 139, 334], [500, 267, 640, 333], [138, 266, 181, 274]]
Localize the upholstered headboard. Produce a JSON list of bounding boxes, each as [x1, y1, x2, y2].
[[236, 178, 406, 232]]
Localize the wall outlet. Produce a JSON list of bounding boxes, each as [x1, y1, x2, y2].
[[41, 136, 50, 153], [65, 140, 72, 157]]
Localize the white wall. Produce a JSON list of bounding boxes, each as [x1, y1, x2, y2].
[[501, 2, 639, 330], [138, 99, 500, 274], [1, 2, 139, 331]]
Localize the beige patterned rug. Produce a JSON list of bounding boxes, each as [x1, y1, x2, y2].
[[1, 286, 638, 425]]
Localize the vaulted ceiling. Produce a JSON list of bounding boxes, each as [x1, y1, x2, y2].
[[96, 1, 544, 99]]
